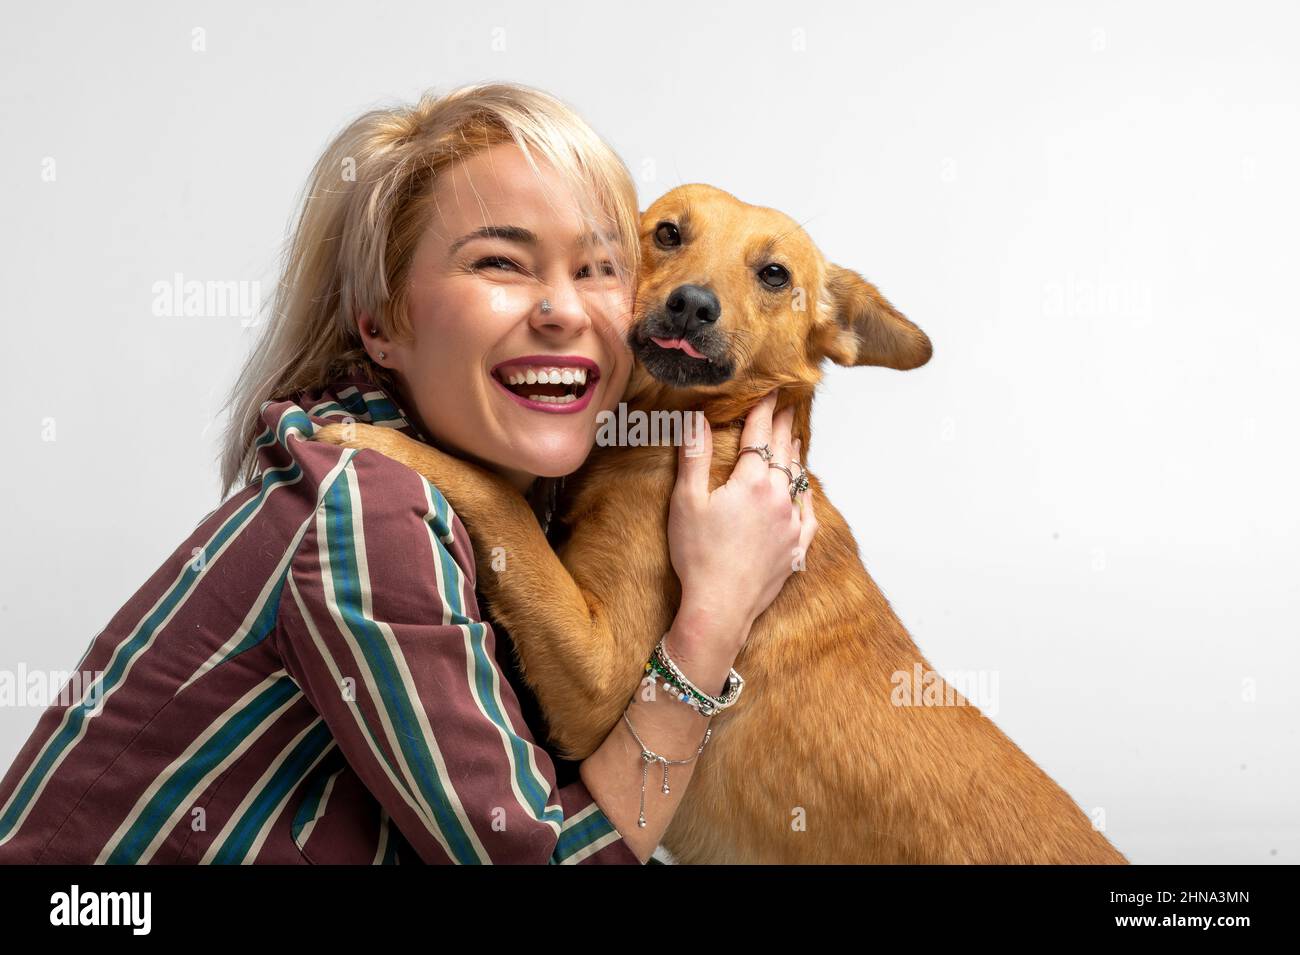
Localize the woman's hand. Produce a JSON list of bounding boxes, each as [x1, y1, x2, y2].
[[666, 389, 818, 661]]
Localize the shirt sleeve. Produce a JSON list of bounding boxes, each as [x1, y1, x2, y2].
[[272, 443, 643, 865]]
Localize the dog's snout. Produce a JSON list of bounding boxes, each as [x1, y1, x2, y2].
[[665, 284, 720, 336]]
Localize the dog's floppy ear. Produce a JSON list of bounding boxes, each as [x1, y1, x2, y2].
[[815, 264, 932, 370]]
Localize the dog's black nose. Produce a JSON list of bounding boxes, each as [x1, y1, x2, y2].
[[665, 284, 720, 336]]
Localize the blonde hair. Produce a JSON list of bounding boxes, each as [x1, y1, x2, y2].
[[217, 82, 641, 499]]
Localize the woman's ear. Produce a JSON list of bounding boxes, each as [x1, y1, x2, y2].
[[815, 264, 932, 370]]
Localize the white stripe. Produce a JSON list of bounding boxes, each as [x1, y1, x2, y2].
[[372, 809, 392, 864]]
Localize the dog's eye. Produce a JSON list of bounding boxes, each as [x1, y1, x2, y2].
[[654, 221, 681, 248], [758, 263, 790, 289]]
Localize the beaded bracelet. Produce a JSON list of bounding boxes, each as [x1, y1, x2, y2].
[[641, 634, 745, 717]]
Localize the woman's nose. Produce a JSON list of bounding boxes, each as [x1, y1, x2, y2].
[[529, 281, 591, 338]]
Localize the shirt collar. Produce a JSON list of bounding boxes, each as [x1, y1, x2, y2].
[[302, 363, 428, 443]]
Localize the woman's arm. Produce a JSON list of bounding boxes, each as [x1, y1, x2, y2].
[[273, 443, 641, 864]]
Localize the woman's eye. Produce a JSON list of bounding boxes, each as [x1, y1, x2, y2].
[[472, 256, 521, 272], [758, 263, 790, 289], [577, 260, 618, 279], [654, 221, 681, 248]]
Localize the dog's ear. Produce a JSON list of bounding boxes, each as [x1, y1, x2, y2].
[[815, 264, 932, 370]]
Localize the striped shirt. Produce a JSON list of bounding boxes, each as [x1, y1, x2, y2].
[[0, 367, 641, 864]]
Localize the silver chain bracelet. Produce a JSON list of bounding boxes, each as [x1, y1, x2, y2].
[[622, 711, 712, 828]]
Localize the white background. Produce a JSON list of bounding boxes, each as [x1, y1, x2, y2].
[[1, 0, 1296, 864]]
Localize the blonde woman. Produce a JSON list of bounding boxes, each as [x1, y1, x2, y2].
[[0, 84, 813, 864]]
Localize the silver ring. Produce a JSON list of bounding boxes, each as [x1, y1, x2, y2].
[[767, 460, 795, 484], [540, 298, 553, 314], [738, 443, 773, 463]]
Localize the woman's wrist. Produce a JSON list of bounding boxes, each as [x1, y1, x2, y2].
[[663, 600, 750, 697], [674, 596, 752, 648]]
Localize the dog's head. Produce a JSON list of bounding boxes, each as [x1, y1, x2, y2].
[[627, 183, 931, 411]]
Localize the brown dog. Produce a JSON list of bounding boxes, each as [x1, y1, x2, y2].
[[315, 183, 1127, 864]]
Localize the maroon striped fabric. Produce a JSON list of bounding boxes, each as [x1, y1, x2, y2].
[[0, 367, 641, 865]]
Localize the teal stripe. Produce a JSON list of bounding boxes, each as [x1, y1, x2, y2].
[[555, 807, 620, 861], [421, 479, 457, 547], [323, 472, 484, 864], [209, 719, 334, 864], [427, 492, 472, 625], [306, 400, 350, 419], [0, 461, 305, 842], [333, 389, 370, 420], [421, 490, 561, 829], [464, 627, 561, 827], [334, 388, 406, 426], [105, 676, 301, 863], [275, 408, 316, 444], [360, 395, 404, 423], [210, 575, 287, 668]]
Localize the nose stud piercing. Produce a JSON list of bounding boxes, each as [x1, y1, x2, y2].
[[540, 298, 553, 314]]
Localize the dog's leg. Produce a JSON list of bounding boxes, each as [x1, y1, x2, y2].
[[312, 423, 662, 759]]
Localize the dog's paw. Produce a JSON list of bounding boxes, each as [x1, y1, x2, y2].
[[311, 421, 390, 450], [312, 422, 359, 447]]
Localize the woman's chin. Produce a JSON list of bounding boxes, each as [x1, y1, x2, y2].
[[513, 441, 592, 480], [523, 456, 586, 480]]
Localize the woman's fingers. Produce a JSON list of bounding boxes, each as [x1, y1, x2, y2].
[[792, 484, 818, 570], [675, 410, 713, 506], [768, 403, 796, 499], [733, 389, 779, 483]]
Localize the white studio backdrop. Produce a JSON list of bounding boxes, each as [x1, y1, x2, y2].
[[0, 0, 1295, 864]]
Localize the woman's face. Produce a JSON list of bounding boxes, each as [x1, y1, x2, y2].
[[373, 142, 635, 491]]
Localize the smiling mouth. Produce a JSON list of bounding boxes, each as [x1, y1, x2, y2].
[[490, 360, 600, 410]]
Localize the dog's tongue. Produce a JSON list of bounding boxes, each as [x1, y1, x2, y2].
[[650, 336, 707, 360]]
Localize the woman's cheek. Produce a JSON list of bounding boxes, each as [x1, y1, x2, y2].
[[482, 283, 529, 316]]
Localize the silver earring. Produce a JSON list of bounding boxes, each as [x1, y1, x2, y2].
[[369, 325, 378, 335], [540, 298, 553, 314], [377, 351, 386, 360]]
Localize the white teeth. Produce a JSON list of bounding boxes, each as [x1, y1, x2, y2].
[[498, 364, 594, 383], [526, 393, 578, 404]]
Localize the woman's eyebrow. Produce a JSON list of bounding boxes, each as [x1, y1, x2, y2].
[[448, 224, 536, 255], [448, 225, 620, 255]]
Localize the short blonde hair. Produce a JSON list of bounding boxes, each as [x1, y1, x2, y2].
[[217, 82, 640, 498]]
